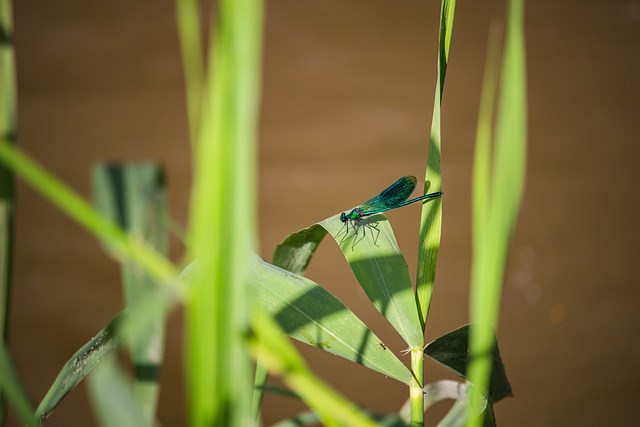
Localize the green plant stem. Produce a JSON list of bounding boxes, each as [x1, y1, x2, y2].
[[409, 348, 424, 426]]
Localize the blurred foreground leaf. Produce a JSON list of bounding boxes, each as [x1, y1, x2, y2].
[[87, 355, 151, 427], [0, 344, 38, 426], [35, 313, 124, 421], [93, 163, 168, 422], [182, 255, 412, 385]]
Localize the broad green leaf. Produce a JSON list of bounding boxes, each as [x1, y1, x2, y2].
[[0, 344, 38, 426], [321, 214, 424, 349], [251, 254, 412, 384], [87, 355, 151, 427], [35, 312, 125, 421], [247, 307, 379, 427], [273, 224, 327, 275], [93, 163, 168, 423], [275, 214, 424, 350], [36, 287, 178, 422], [424, 324, 513, 403]]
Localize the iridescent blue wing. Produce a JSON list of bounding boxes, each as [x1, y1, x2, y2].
[[358, 176, 417, 216]]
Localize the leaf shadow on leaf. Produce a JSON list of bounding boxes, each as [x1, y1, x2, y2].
[[252, 255, 412, 384]]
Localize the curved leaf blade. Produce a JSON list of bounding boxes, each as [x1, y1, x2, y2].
[[424, 324, 513, 403], [320, 214, 423, 349], [35, 313, 125, 421], [251, 255, 412, 384]]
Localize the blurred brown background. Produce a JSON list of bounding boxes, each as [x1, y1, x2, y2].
[[7, 0, 640, 426]]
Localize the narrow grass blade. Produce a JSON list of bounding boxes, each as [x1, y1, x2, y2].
[[0, 141, 183, 298], [175, 0, 204, 145], [35, 312, 125, 421], [251, 254, 412, 384], [247, 307, 379, 427], [467, 0, 527, 424], [93, 163, 168, 422], [0, 344, 38, 426], [183, 0, 264, 424], [321, 214, 424, 350], [0, 0, 17, 423], [416, 0, 457, 330], [87, 355, 152, 427]]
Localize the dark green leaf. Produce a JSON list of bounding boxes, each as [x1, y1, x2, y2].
[[424, 324, 513, 403], [35, 312, 124, 420]]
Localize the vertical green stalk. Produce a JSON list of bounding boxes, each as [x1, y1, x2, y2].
[[183, 0, 263, 425], [409, 348, 424, 427], [0, 0, 16, 424], [467, 0, 527, 425], [175, 0, 204, 148], [414, 2, 456, 425], [416, 0, 456, 330]]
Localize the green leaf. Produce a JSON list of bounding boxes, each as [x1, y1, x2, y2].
[[275, 206, 426, 350], [467, 0, 527, 423], [416, 0, 457, 329], [0, 141, 183, 298], [271, 411, 321, 427], [247, 307, 379, 427], [251, 254, 412, 384], [273, 211, 424, 351], [273, 224, 327, 275], [424, 324, 513, 403], [92, 163, 168, 423], [321, 214, 423, 349], [181, 0, 264, 424], [0, 344, 39, 427], [35, 312, 125, 421], [87, 355, 151, 427]]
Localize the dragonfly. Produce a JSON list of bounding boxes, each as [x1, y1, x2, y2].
[[338, 176, 443, 246]]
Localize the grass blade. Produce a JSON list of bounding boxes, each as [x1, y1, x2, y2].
[[0, 344, 38, 427], [247, 307, 379, 427], [182, 0, 263, 424], [87, 355, 152, 427], [93, 163, 168, 423], [35, 312, 125, 421], [416, 0, 457, 330], [0, 0, 16, 422], [0, 142, 183, 298], [467, 0, 527, 425], [175, 0, 204, 145]]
